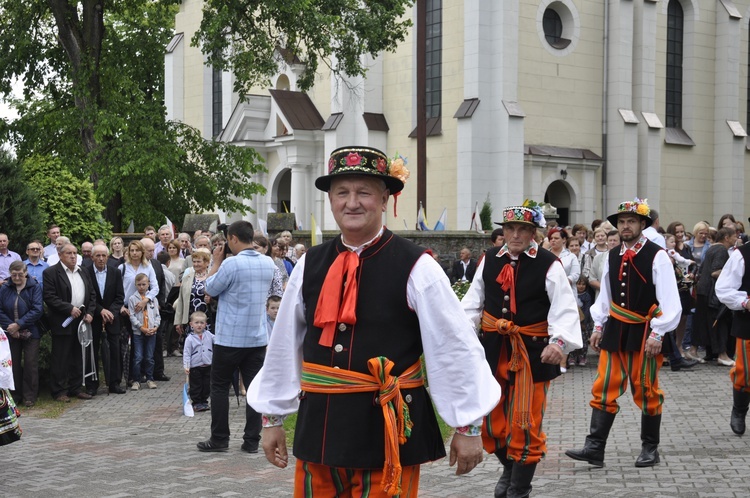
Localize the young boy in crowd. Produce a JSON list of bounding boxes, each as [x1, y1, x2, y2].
[[183, 311, 214, 412], [266, 295, 281, 339], [568, 275, 593, 367], [128, 273, 160, 390]]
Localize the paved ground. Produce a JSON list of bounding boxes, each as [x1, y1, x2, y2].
[[6, 355, 750, 497]]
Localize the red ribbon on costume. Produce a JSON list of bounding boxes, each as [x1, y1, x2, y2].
[[392, 192, 401, 217], [496, 263, 517, 314], [619, 249, 647, 283], [313, 250, 360, 347]]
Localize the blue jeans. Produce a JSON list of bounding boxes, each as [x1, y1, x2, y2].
[[132, 333, 155, 381]]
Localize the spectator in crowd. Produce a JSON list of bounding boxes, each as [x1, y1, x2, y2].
[[128, 273, 160, 391], [81, 242, 94, 264], [140, 237, 171, 382], [252, 235, 285, 298], [143, 226, 156, 241], [294, 243, 306, 261], [109, 236, 125, 265], [569, 275, 593, 367], [178, 232, 192, 258], [589, 230, 619, 299], [86, 244, 126, 395], [567, 234, 583, 269], [46, 236, 82, 267], [44, 224, 61, 260], [642, 209, 666, 249], [197, 220, 276, 454], [695, 226, 737, 366], [451, 247, 477, 283], [120, 241, 158, 309], [182, 235, 211, 278], [43, 243, 96, 402], [547, 227, 580, 290], [275, 239, 294, 276], [175, 248, 213, 338], [268, 238, 290, 287], [23, 240, 48, 288], [166, 239, 186, 285], [665, 221, 695, 355], [249, 147, 500, 495], [736, 221, 748, 245], [154, 225, 172, 255], [183, 311, 214, 412], [193, 230, 203, 242], [0, 233, 22, 284], [491, 227, 504, 247], [572, 224, 591, 253], [718, 213, 737, 230], [686, 221, 711, 270], [265, 295, 280, 339], [278, 231, 296, 263], [0, 260, 43, 406], [582, 227, 609, 279]]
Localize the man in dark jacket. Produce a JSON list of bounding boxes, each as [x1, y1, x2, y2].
[[43, 243, 97, 402], [86, 244, 126, 394], [451, 247, 477, 283]]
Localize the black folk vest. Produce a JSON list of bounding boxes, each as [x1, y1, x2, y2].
[[600, 240, 672, 353], [480, 245, 560, 382], [731, 243, 750, 339], [295, 229, 445, 468]]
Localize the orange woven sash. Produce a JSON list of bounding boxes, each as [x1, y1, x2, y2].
[[609, 302, 662, 397], [481, 311, 548, 429], [301, 358, 424, 496]]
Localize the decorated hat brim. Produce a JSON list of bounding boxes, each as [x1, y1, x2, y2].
[[497, 219, 538, 227], [315, 171, 404, 194], [607, 212, 653, 229]]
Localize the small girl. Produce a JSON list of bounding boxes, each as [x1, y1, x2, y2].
[[665, 233, 695, 275], [568, 275, 593, 367]]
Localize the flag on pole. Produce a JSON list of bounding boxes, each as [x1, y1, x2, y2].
[[433, 208, 447, 231], [417, 202, 430, 231], [166, 217, 176, 238], [469, 202, 484, 233], [311, 213, 323, 246]]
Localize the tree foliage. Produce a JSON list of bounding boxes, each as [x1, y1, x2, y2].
[[480, 195, 493, 231], [0, 0, 267, 231], [194, 0, 414, 96], [23, 155, 111, 243], [0, 150, 45, 254]]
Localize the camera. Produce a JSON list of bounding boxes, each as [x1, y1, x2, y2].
[[217, 223, 233, 258]]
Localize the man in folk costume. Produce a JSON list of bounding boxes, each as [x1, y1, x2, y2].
[[462, 202, 582, 498], [715, 239, 750, 436], [248, 146, 501, 497], [566, 198, 680, 468]]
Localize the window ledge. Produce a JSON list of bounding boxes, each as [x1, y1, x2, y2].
[[664, 127, 695, 146]]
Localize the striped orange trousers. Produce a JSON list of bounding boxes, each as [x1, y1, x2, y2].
[[294, 460, 420, 498], [482, 343, 550, 464], [590, 349, 664, 416], [730, 338, 750, 392]]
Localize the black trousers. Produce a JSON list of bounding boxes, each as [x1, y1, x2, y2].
[[8, 337, 40, 404], [209, 344, 265, 445], [50, 332, 84, 398], [85, 327, 123, 390], [189, 365, 211, 404]]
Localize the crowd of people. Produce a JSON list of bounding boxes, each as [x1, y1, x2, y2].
[[0, 223, 305, 411], [4, 146, 750, 496]]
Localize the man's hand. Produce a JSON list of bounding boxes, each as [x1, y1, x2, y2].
[[175, 324, 184, 335], [101, 309, 114, 324], [448, 433, 483, 475], [261, 426, 289, 468], [540, 343, 564, 365], [83, 314, 94, 324], [134, 300, 146, 313], [121, 306, 130, 317], [589, 331, 602, 352], [5, 323, 19, 334], [644, 337, 663, 358], [70, 306, 82, 318]]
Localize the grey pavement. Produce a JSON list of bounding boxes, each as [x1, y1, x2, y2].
[[6, 355, 750, 497]]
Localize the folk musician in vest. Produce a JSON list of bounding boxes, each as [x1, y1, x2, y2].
[[462, 201, 582, 498], [248, 146, 501, 497]]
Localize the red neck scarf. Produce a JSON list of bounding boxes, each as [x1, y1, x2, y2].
[[496, 262, 517, 315], [313, 250, 360, 347]]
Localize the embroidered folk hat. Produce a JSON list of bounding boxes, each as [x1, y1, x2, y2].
[[315, 146, 409, 194], [607, 197, 653, 228], [498, 200, 547, 228]]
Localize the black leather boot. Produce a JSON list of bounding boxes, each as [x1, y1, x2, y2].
[[731, 389, 750, 436], [635, 414, 661, 467], [506, 462, 537, 498], [565, 409, 616, 467], [494, 450, 513, 498]]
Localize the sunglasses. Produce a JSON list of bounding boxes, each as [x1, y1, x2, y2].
[[28, 247, 42, 251]]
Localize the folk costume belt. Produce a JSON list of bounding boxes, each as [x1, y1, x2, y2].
[[300, 357, 424, 496], [481, 311, 548, 429], [609, 302, 662, 397]]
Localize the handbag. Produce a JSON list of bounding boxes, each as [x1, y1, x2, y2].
[[0, 389, 21, 446]]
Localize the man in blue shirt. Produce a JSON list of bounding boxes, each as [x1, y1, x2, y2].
[[23, 240, 49, 288], [197, 220, 276, 454]]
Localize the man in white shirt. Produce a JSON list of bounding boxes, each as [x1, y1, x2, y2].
[[642, 208, 666, 249], [154, 225, 172, 255], [43, 224, 61, 260]]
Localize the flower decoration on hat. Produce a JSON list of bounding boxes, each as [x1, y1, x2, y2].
[[521, 199, 547, 228], [499, 200, 546, 228], [388, 154, 410, 217], [607, 197, 653, 228]]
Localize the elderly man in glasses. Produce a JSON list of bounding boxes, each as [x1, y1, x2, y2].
[[23, 240, 49, 288]]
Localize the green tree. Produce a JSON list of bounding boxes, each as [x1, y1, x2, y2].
[[0, 150, 44, 254], [480, 195, 493, 231], [193, 0, 414, 95], [23, 155, 111, 243], [0, 0, 266, 231]]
